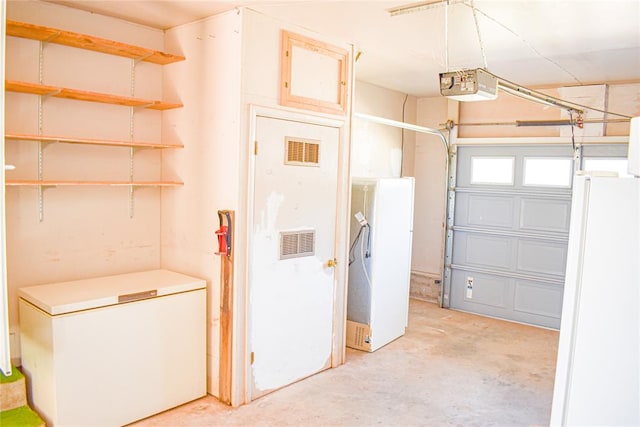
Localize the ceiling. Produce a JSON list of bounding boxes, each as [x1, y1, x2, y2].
[[44, 0, 640, 97]]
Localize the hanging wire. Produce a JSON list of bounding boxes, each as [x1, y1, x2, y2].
[[569, 110, 576, 152], [466, 3, 583, 85], [469, 0, 488, 69]]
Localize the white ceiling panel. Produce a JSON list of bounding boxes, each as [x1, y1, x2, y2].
[[37, 0, 640, 97]]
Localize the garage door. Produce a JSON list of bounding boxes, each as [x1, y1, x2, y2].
[[450, 145, 574, 329], [581, 144, 631, 177]]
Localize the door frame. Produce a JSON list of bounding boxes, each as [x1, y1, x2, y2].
[[240, 104, 351, 404], [0, 1, 12, 377]]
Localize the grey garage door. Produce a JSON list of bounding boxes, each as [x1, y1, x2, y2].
[[581, 144, 631, 177], [450, 145, 574, 329]]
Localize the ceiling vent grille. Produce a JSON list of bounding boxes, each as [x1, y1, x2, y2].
[[280, 230, 315, 259], [285, 137, 320, 166]]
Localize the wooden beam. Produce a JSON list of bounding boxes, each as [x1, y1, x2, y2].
[[218, 210, 235, 405]]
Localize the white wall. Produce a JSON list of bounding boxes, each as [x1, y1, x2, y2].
[[412, 97, 450, 277], [5, 0, 166, 361], [162, 8, 354, 403], [161, 10, 243, 398], [350, 81, 451, 287], [352, 80, 416, 178]]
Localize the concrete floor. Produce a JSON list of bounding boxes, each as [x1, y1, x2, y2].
[[132, 299, 559, 427]]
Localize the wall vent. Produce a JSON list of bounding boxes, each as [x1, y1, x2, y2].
[[285, 137, 320, 166], [280, 230, 315, 259]]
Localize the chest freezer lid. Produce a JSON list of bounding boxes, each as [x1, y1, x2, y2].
[[18, 269, 206, 315]]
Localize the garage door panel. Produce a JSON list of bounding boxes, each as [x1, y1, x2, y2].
[[451, 145, 572, 329], [453, 232, 513, 270], [516, 240, 568, 277], [451, 270, 562, 329], [519, 198, 571, 233], [452, 270, 509, 309], [466, 195, 515, 228], [514, 280, 563, 319]]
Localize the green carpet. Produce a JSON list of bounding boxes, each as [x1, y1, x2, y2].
[[1, 366, 44, 426], [0, 406, 44, 427], [0, 367, 24, 384]]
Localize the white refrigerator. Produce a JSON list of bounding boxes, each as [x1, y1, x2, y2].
[[346, 177, 414, 352], [550, 174, 640, 426]]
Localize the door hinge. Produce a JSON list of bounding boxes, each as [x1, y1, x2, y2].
[[254, 141, 258, 155], [251, 351, 255, 364]]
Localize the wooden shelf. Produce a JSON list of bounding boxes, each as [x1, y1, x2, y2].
[[5, 21, 187, 220], [5, 133, 184, 149], [6, 80, 182, 110], [7, 20, 185, 65], [6, 180, 184, 187]]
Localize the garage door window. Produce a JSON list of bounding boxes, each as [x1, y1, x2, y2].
[[523, 157, 572, 187], [471, 157, 514, 185]]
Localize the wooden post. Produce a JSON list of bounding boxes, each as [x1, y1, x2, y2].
[[218, 210, 234, 405]]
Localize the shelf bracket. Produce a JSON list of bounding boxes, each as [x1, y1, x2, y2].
[[134, 52, 154, 65], [130, 145, 153, 153], [129, 183, 135, 219], [128, 58, 136, 219], [127, 184, 150, 219], [42, 89, 62, 98], [136, 102, 156, 110], [39, 141, 54, 151], [42, 32, 62, 44], [128, 145, 135, 219], [38, 184, 57, 222]]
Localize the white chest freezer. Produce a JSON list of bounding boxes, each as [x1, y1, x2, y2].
[[19, 269, 207, 427]]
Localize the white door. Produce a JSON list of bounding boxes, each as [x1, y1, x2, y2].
[[250, 115, 340, 399]]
